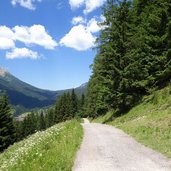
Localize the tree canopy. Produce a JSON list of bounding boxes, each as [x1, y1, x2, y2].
[[85, 0, 171, 117]]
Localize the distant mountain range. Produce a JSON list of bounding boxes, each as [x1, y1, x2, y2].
[[0, 68, 87, 116]]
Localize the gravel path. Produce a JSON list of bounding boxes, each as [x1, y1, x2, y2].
[[73, 119, 171, 171]]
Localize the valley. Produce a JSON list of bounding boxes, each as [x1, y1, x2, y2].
[[0, 68, 87, 116]]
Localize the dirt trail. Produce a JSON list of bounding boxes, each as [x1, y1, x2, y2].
[[73, 120, 171, 171]]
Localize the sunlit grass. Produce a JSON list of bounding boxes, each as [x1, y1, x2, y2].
[[94, 86, 171, 158], [0, 120, 83, 171], [93, 111, 113, 123]]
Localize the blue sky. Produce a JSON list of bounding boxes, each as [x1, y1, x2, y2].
[[0, 0, 106, 90]]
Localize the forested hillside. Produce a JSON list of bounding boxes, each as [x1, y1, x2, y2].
[[0, 89, 84, 152], [0, 68, 87, 116], [85, 0, 171, 117]]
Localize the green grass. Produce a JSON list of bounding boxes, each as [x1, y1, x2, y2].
[[93, 111, 114, 123], [0, 120, 83, 171], [93, 86, 171, 158]]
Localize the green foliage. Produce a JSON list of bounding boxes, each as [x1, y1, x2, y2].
[[77, 94, 86, 117], [45, 108, 55, 128], [0, 93, 16, 152], [13, 89, 84, 144], [80, 94, 85, 108], [38, 111, 46, 131], [85, 0, 171, 117], [70, 89, 78, 117], [54, 89, 79, 123]]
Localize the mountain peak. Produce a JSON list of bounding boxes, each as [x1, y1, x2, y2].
[[80, 82, 88, 88], [0, 68, 8, 77]]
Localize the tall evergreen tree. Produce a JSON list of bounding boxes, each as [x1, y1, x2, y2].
[[54, 91, 78, 122], [70, 89, 78, 117], [38, 111, 46, 130], [14, 120, 24, 141], [80, 94, 85, 109], [86, 0, 134, 116], [0, 93, 16, 151], [29, 112, 37, 133], [46, 108, 55, 128], [54, 93, 68, 122], [86, 0, 171, 117]]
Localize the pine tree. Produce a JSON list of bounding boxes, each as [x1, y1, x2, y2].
[[86, 0, 134, 116], [38, 111, 46, 130], [54, 97, 63, 123], [0, 93, 16, 151], [21, 115, 32, 137], [29, 112, 37, 134], [70, 89, 78, 117], [80, 94, 85, 109], [85, 0, 171, 118], [122, 0, 171, 100], [14, 120, 23, 141], [46, 108, 55, 128], [60, 93, 68, 121], [66, 92, 73, 119]]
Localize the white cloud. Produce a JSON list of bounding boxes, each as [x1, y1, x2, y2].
[[84, 0, 106, 14], [69, 0, 106, 14], [0, 25, 57, 60], [87, 18, 100, 33], [60, 25, 95, 51], [69, 0, 84, 9], [0, 26, 14, 39], [0, 38, 15, 50], [6, 48, 40, 59], [71, 16, 86, 25], [11, 0, 42, 10], [0, 26, 15, 49], [0, 25, 57, 50], [60, 16, 104, 51], [13, 25, 57, 49]]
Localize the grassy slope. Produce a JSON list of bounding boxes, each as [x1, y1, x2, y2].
[[0, 120, 83, 171], [94, 86, 171, 158]]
